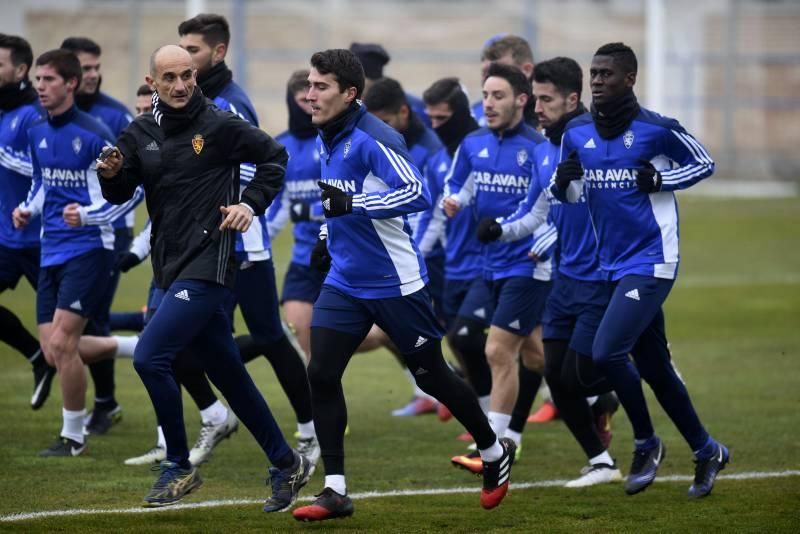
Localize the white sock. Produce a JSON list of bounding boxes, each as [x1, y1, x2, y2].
[[113, 335, 138, 359], [505, 428, 523, 446], [199, 400, 228, 426], [589, 450, 614, 467], [540, 381, 552, 401], [325, 475, 347, 495], [478, 395, 490, 414], [297, 420, 315, 439], [586, 395, 599, 406], [156, 425, 166, 448], [479, 439, 504, 462], [62, 408, 86, 444], [487, 411, 512, 440]]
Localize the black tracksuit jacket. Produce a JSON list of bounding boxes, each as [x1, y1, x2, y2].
[[100, 98, 287, 289]]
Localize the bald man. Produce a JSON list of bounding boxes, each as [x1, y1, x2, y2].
[[96, 45, 310, 510]]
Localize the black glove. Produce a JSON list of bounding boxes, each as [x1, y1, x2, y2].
[[476, 217, 503, 244], [290, 201, 311, 223], [554, 149, 583, 191], [635, 159, 662, 193], [115, 251, 142, 273], [318, 181, 353, 217], [310, 238, 331, 273]]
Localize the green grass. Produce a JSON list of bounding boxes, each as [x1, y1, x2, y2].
[[1, 197, 799, 532]]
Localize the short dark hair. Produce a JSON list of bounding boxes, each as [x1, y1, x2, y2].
[[178, 13, 231, 47], [362, 77, 406, 113], [310, 49, 365, 99], [481, 35, 534, 66], [0, 34, 34, 71], [423, 77, 469, 113], [60, 37, 101, 56], [287, 69, 310, 95], [532, 57, 583, 99], [594, 42, 638, 74], [484, 62, 531, 99], [35, 49, 82, 86], [136, 83, 153, 97]]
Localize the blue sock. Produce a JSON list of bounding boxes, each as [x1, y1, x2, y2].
[[634, 435, 660, 451], [694, 437, 718, 461]]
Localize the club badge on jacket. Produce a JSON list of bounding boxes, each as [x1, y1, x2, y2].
[[192, 134, 204, 155]]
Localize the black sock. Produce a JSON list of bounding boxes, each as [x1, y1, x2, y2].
[[0, 305, 41, 364], [545, 339, 605, 459], [88, 360, 117, 410], [237, 334, 313, 424], [174, 352, 218, 411], [309, 327, 363, 476], [446, 318, 492, 396], [508, 363, 542, 434], [404, 341, 496, 450]]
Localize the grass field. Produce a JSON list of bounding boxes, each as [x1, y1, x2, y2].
[[1, 196, 799, 532]]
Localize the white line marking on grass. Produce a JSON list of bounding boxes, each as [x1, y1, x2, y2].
[[2, 470, 798, 523]]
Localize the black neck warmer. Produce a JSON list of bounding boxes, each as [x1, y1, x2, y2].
[[287, 88, 316, 139], [591, 90, 640, 139], [544, 103, 588, 145], [197, 61, 233, 100], [402, 111, 426, 149], [434, 105, 479, 156], [318, 101, 361, 147], [152, 86, 206, 135], [75, 77, 101, 111], [0, 79, 38, 111]]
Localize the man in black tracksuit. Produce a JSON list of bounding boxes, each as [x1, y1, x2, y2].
[[97, 45, 309, 510]]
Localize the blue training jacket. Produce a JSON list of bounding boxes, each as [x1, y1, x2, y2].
[[444, 120, 550, 281], [556, 107, 714, 280], [500, 138, 602, 281], [1, 99, 42, 249], [22, 105, 116, 266], [318, 104, 431, 299], [214, 79, 273, 262], [267, 131, 323, 267], [405, 122, 444, 261]]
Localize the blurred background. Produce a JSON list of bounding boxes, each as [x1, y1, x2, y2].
[[1, 0, 798, 190]]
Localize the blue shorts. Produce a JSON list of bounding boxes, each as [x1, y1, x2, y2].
[[0, 244, 39, 291], [36, 248, 115, 324], [312, 284, 444, 354], [281, 261, 325, 304], [235, 257, 285, 344], [443, 277, 494, 328], [490, 276, 552, 336], [425, 254, 446, 322], [542, 275, 609, 355]]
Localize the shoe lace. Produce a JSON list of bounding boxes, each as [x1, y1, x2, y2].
[[192, 423, 216, 450], [267, 466, 289, 499], [150, 463, 182, 491], [630, 449, 650, 474], [296, 437, 316, 456], [692, 457, 711, 484]]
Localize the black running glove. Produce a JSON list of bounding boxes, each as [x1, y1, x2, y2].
[[310, 238, 331, 273], [290, 201, 311, 222], [476, 217, 503, 243], [116, 251, 142, 273], [319, 181, 353, 217], [554, 149, 583, 191], [635, 159, 662, 193]]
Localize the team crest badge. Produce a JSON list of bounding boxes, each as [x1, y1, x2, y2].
[[343, 138, 351, 158], [192, 134, 204, 154], [516, 148, 528, 166], [72, 136, 82, 154], [10, 117, 18, 131], [623, 130, 634, 149]]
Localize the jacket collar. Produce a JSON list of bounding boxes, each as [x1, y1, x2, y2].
[[318, 101, 365, 150], [47, 104, 78, 127]]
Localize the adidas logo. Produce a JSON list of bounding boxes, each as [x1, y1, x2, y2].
[[438, 162, 448, 172], [457, 326, 469, 336], [323, 198, 331, 211], [477, 147, 489, 158], [584, 138, 597, 149], [414, 366, 429, 376], [145, 140, 159, 151], [38, 138, 48, 149], [625, 288, 640, 301], [473, 307, 486, 319], [174, 289, 191, 301], [69, 300, 82, 311], [508, 319, 521, 330], [414, 336, 428, 348], [542, 155, 550, 166]]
